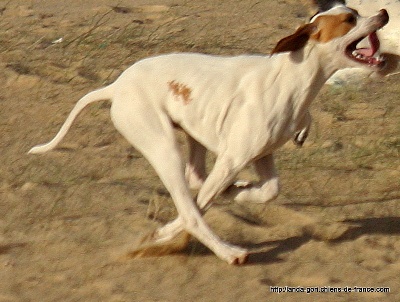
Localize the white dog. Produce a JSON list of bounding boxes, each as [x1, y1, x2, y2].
[[29, 4, 389, 264]]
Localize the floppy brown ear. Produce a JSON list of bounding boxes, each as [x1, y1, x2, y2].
[[271, 23, 318, 55]]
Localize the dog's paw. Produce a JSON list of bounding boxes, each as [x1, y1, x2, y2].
[[293, 128, 309, 147], [218, 246, 249, 265], [222, 181, 253, 200], [224, 180, 279, 204], [231, 253, 249, 265]]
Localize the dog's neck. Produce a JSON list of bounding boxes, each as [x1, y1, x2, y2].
[[268, 44, 339, 118]]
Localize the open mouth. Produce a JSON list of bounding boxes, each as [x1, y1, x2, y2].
[[345, 31, 385, 68]]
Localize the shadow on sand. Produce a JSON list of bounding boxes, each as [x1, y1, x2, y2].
[[246, 216, 400, 265]]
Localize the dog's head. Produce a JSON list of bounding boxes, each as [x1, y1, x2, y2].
[[271, 3, 389, 71]]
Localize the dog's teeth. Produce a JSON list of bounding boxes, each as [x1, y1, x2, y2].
[[352, 50, 358, 56], [373, 51, 382, 59]]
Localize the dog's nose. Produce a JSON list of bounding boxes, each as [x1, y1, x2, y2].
[[379, 9, 389, 26]]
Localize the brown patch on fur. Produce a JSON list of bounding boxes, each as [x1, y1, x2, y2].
[[168, 80, 193, 105], [311, 13, 356, 42], [271, 12, 356, 54]]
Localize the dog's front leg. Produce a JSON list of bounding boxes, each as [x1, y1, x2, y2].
[[145, 154, 250, 264], [131, 154, 248, 264], [228, 154, 280, 204]]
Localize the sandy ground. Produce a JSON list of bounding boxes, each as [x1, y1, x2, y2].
[[1, 0, 399, 301]]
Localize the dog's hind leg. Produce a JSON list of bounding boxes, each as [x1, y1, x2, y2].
[[145, 152, 251, 262], [112, 107, 247, 264], [143, 147, 247, 264]]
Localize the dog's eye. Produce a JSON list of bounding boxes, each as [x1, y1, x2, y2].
[[345, 15, 357, 24]]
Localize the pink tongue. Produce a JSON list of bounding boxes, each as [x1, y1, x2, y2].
[[357, 32, 379, 57], [357, 48, 374, 56]]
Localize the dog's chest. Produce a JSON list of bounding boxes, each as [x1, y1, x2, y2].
[[261, 111, 303, 151]]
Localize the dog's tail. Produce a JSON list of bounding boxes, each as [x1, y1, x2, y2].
[[28, 85, 114, 154]]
